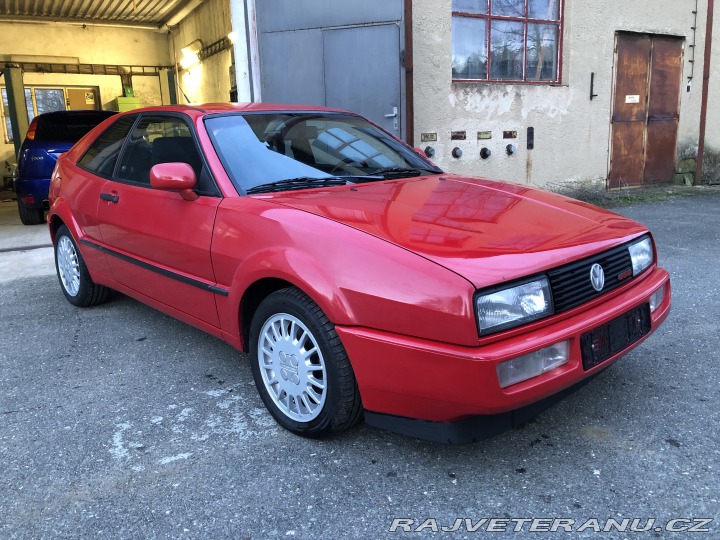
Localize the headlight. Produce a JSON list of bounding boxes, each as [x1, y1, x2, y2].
[[628, 237, 654, 276], [475, 277, 553, 335]]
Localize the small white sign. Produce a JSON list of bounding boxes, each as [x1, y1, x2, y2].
[[85, 92, 95, 105], [625, 95, 641, 104]]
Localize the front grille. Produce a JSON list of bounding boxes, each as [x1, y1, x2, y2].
[[548, 241, 637, 313]]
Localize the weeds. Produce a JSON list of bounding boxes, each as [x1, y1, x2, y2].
[[547, 180, 720, 209]]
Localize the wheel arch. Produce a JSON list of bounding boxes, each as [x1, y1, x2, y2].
[[48, 214, 66, 243], [239, 277, 297, 352]]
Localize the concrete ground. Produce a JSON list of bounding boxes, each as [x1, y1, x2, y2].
[[1, 188, 719, 539], [0, 190, 54, 284]]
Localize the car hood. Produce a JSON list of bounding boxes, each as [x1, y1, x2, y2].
[[259, 175, 648, 289]]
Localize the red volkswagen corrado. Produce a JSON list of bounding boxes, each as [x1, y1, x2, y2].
[[47, 104, 671, 443]]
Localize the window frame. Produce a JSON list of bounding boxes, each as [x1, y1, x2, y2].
[[452, 0, 564, 85], [84, 112, 221, 198], [76, 115, 139, 180]]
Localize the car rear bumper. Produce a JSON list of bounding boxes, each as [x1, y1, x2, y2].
[[336, 267, 670, 441], [15, 177, 50, 209]]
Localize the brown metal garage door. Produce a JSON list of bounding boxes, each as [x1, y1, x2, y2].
[[609, 34, 684, 188]]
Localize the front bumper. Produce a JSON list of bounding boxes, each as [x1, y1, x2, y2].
[[336, 267, 670, 441]]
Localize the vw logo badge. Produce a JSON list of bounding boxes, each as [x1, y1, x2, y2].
[[590, 263, 605, 292]]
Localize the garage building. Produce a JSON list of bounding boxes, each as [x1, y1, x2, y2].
[[2, 0, 720, 189]]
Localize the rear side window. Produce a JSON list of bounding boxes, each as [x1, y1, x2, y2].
[[36, 112, 115, 143], [77, 117, 136, 178]]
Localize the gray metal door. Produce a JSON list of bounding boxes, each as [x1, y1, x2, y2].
[[323, 24, 401, 134], [255, 0, 403, 136]]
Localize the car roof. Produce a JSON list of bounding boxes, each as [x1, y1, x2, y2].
[[115, 103, 354, 119], [35, 110, 117, 119]]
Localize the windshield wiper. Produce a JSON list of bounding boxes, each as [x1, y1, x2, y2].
[[369, 167, 441, 179], [246, 177, 349, 194]]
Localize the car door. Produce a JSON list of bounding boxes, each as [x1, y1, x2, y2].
[[96, 114, 223, 327], [69, 115, 138, 279]]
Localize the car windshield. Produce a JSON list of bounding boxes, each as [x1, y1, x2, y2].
[[35, 112, 115, 143], [204, 112, 442, 194]]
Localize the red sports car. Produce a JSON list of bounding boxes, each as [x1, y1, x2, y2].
[[47, 104, 671, 443]]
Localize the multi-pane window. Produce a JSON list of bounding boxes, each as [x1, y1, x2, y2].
[[452, 0, 563, 83], [1, 87, 67, 143]]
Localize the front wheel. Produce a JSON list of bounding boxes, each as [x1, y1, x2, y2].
[[54, 225, 109, 307], [249, 287, 362, 437]]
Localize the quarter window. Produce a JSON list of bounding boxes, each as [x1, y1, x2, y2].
[[77, 117, 136, 178], [452, 0, 562, 83]]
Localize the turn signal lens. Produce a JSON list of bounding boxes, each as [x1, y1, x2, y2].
[[497, 341, 570, 389], [649, 286, 666, 312]]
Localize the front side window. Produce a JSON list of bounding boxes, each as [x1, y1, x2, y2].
[[452, 0, 562, 83], [115, 115, 203, 186]]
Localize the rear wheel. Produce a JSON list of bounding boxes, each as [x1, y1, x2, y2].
[[17, 201, 45, 225], [54, 225, 109, 307], [249, 287, 362, 437]]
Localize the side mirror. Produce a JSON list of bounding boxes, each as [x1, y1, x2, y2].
[[150, 163, 198, 201]]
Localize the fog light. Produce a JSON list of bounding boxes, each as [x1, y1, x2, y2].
[[497, 341, 570, 389], [649, 286, 666, 312]]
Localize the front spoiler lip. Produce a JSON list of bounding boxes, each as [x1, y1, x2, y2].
[[364, 374, 600, 444]]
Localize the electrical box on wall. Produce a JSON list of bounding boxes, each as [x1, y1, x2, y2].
[[112, 97, 142, 112]]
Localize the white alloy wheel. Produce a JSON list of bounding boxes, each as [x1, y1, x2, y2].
[[257, 313, 327, 422], [57, 235, 81, 297]]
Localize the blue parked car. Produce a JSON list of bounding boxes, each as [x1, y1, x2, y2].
[[16, 110, 116, 224]]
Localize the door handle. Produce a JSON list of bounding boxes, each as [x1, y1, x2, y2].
[[384, 107, 398, 118], [100, 192, 119, 203], [385, 106, 399, 131]]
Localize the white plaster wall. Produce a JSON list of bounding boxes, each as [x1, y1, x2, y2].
[[171, 0, 233, 104], [0, 23, 169, 65], [413, 0, 706, 187], [0, 22, 170, 166], [702, 3, 720, 181]]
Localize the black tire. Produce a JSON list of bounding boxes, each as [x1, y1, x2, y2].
[[54, 225, 110, 307], [17, 201, 45, 225], [249, 287, 363, 437]]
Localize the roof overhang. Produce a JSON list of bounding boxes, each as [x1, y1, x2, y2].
[[0, 0, 206, 32]]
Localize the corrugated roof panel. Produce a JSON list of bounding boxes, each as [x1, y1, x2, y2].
[[0, 0, 197, 27]]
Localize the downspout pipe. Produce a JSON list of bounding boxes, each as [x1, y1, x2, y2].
[[696, 0, 714, 184], [404, 0, 415, 147]]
